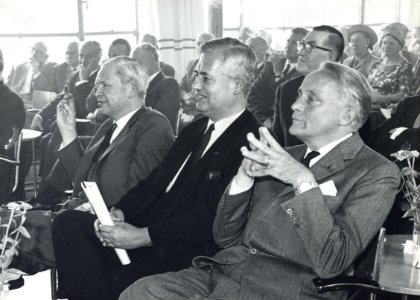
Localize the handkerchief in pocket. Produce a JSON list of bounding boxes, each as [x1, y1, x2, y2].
[[319, 180, 337, 196]]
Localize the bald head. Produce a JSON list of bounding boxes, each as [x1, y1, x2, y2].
[[132, 43, 160, 75]]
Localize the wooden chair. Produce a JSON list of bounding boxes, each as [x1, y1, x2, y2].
[[313, 227, 387, 299]]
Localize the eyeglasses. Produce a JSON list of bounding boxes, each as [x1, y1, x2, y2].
[[297, 41, 332, 53]]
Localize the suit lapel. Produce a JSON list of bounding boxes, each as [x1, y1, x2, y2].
[[274, 133, 364, 199], [97, 108, 143, 162], [147, 72, 164, 93]]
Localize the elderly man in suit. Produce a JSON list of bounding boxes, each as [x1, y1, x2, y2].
[[273, 25, 344, 147], [122, 62, 400, 300], [51, 41, 79, 94], [11, 56, 174, 280], [51, 37, 261, 300], [7, 41, 57, 107], [132, 43, 180, 134]]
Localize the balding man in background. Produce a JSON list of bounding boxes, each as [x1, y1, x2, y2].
[[8, 41, 57, 107], [51, 41, 79, 94], [246, 35, 269, 77], [141, 33, 175, 77], [132, 43, 180, 134]]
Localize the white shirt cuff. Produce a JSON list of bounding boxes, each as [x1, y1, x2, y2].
[[229, 175, 254, 195]]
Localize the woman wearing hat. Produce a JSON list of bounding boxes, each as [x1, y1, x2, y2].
[[367, 24, 414, 110], [343, 24, 380, 78]]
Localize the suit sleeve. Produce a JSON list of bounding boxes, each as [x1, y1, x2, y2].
[[280, 161, 400, 278], [212, 181, 254, 248], [56, 138, 85, 181]]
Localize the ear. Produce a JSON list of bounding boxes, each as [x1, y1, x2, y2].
[[339, 107, 357, 127], [126, 80, 137, 99], [232, 78, 244, 96]]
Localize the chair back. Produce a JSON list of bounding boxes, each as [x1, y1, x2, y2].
[[0, 128, 22, 196]]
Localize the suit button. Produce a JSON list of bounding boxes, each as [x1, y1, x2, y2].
[[286, 208, 293, 214], [249, 248, 257, 254]]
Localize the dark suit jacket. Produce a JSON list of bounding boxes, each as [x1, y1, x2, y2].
[[55, 106, 174, 207], [367, 95, 420, 157], [160, 61, 175, 77], [115, 109, 261, 262], [7, 61, 57, 96], [51, 62, 73, 94], [39, 68, 98, 131], [272, 75, 305, 146], [247, 60, 276, 122], [205, 133, 400, 299], [145, 71, 180, 133]]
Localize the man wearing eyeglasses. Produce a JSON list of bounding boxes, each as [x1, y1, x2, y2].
[[272, 25, 344, 147]]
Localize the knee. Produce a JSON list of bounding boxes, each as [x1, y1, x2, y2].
[[52, 210, 90, 236]]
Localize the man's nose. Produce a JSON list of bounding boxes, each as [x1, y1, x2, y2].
[[291, 98, 304, 111], [191, 75, 202, 90]]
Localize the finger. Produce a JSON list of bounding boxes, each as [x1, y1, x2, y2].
[[98, 224, 114, 233], [94, 219, 100, 232], [260, 127, 284, 152], [247, 133, 276, 157], [241, 147, 269, 165]]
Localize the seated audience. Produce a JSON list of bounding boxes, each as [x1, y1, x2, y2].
[[132, 43, 180, 133], [51, 41, 79, 94], [272, 25, 344, 147], [367, 23, 414, 131], [141, 33, 175, 77], [51, 37, 261, 300], [343, 24, 379, 78], [7, 41, 57, 108], [0, 49, 25, 204], [248, 27, 308, 126], [12, 56, 174, 278], [120, 62, 400, 300], [31, 40, 102, 132]]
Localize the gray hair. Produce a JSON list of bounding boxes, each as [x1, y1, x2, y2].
[[105, 56, 149, 98], [320, 62, 372, 130], [200, 37, 257, 97], [132, 43, 159, 73]]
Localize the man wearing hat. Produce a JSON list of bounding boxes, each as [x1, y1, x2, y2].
[[7, 41, 57, 107], [343, 24, 379, 78]]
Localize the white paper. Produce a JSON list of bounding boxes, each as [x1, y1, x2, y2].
[[81, 181, 131, 265]]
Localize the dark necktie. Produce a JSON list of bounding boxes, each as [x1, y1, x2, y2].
[[282, 64, 290, 77], [301, 151, 320, 167], [93, 123, 117, 163], [189, 123, 215, 166]]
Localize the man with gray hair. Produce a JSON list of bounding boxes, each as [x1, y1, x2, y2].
[[132, 43, 180, 133], [121, 62, 400, 300], [52, 37, 261, 300]]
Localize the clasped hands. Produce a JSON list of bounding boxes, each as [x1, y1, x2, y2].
[[237, 127, 315, 189], [94, 208, 152, 250]]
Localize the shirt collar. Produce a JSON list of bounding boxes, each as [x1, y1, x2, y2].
[[305, 133, 353, 166], [149, 71, 160, 83], [206, 109, 245, 133]]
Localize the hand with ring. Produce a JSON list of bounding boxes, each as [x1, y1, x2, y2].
[[240, 127, 316, 187]]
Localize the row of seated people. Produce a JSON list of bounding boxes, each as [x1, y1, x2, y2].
[[1, 25, 414, 299]]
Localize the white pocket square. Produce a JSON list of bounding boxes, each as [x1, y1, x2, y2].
[[319, 180, 337, 196]]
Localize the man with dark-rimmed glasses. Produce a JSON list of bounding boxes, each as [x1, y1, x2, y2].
[[273, 25, 344, 147]]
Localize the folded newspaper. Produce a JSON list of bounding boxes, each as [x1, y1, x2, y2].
[[81, 181, 131, 265]]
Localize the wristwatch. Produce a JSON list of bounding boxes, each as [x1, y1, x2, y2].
[[295, 181, 318, 194]]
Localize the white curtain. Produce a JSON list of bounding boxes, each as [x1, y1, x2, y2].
[[138, 0, 207, 81]]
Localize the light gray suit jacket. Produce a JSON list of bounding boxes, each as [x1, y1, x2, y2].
[[202, 133, 400, 300]]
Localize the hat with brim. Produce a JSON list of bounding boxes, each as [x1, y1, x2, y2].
[[31, 41, 48, 55], [348, 25, 378, 47]]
